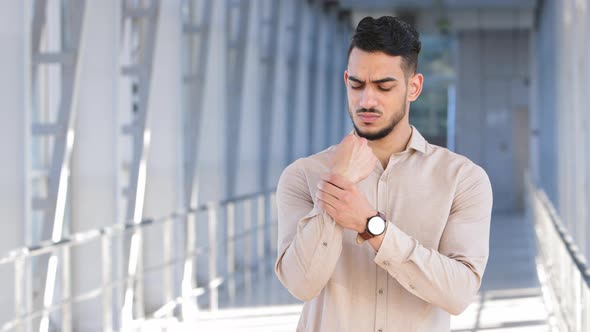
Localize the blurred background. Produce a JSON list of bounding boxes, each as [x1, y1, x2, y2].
[[0, 0, 588, 331]]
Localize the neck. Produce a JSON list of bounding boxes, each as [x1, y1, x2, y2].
[[367, 122, 412, 169]]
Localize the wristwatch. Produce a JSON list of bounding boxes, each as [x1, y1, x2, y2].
[[359, 212, 387, 241]]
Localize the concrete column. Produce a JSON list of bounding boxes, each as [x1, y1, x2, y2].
[[141, 0, 184, 313], [270, 0, 293, 187], [197, 0, 228, 204], [570, 0, 586, 253], [69, 1, 119, 330], [293, 2, 314, 159], [0, 0, 28, 326], [236, 0, 261, 197], [536, 0, 558, 205]]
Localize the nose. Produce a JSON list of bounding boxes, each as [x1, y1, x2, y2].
[[359, 87, 378, 110]]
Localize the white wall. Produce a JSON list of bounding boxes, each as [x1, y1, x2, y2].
[[455, 29, 530, 212]]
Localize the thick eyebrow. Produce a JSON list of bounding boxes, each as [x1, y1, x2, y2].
[[372, 77, 397, 84], [348, 75, 398, 84]]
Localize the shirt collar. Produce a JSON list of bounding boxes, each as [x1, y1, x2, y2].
[[406, 125, 427, 154]]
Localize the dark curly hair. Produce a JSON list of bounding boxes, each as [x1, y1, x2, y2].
[[347, 16, 422, 75]]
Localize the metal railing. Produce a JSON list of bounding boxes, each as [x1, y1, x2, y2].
[[527, 177, 590, 332], [0, 190, 278, 331]]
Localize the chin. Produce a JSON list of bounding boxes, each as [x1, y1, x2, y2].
[[356, 123, 381, 134], [355, 129, 380, 141], [354, 122, 395, 141]]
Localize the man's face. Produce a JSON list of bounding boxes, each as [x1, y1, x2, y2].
[[344, 48, 422, 141]]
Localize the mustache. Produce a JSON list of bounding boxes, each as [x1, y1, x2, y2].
[[356, 108, 382, 115]]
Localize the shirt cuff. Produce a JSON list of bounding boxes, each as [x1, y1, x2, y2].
[[303, 205, 344, 280], [374, 221, 417, 266]]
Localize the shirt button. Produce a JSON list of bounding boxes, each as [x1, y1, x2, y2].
[[377, 329, 383, 332], [322, 242, 328, 247], [409, 284, 416, 290], [383, 261, 390, 266], [378, 289, 384, 294]]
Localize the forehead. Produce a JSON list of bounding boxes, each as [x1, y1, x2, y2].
[[347, 48, 405, 79]]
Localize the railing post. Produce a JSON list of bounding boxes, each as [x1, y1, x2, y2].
[[61, 246, 72, 332], [122, 231, 143, 327], [243, 200, 253, 298], [257, 195, 265, 276], [226, 202, 235, 303], [181, 211, 198, 319], [270, 192, 278, 256], [572, 274, 584, 331], [207, 203, 218, 311], [584, 283, 590, 331], [14, 257, 25, 332], [102, 234, 113, 332], [163, 217, 173, 316]]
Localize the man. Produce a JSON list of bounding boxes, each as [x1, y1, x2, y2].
[[275, 16, 493, 332]]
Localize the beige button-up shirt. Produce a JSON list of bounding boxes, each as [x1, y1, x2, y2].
[[275, 127, 493, 332]]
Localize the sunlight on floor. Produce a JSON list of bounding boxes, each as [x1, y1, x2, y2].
[[136, 287, 548, 332]]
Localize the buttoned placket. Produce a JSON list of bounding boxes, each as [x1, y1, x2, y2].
[[374, 153, 408, 332], [374, 172, 388, 332]]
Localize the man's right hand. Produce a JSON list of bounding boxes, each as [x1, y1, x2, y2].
[[328, 134, 377, 184]]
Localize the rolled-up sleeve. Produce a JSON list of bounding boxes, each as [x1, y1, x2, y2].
[[274, 159, 344, 301], [374, 163, 493, 315]]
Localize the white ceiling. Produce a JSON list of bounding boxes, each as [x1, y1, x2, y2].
[[338, 0, 538, 11]]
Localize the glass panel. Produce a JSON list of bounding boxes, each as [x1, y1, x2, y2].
[[410, 34, 455, 147]]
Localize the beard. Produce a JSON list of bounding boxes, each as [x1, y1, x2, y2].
[[349, 97, 407, 141]]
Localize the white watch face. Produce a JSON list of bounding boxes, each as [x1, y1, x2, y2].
[[367, 216, 386, 235]]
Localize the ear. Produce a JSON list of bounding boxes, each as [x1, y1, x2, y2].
[[407, 73, 423, 102], [344, 70, 349, 86]]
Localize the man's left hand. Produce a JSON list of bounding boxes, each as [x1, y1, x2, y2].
[[315, 173, 376, 233]]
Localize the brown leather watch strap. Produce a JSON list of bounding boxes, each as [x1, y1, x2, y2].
[[358, 230, 374, 241]]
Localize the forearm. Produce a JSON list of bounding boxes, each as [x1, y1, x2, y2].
[[275, 208, 344, 301], [374, 223, 485, 315]]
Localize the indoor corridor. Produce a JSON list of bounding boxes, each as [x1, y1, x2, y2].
[[0, 0, 589, 331]]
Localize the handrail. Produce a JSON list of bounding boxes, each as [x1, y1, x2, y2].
[[527, 175, 590, 332], [0, 189, 276, 266], [533, 188, 590, 287], [1, 189, 278, 331], [1, 219, 277, 331]]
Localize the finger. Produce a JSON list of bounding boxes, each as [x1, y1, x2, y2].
[[322, 173, 353, 189], [316, 191, 340, 209], [317, 198, 338, 217], [317, 180, 344, 198], [321, 173, 343, 189]]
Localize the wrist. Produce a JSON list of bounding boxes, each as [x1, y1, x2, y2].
[[329, 171, 352, 183], [357, 210, 378, 233], [358, 211, 387, 242]]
